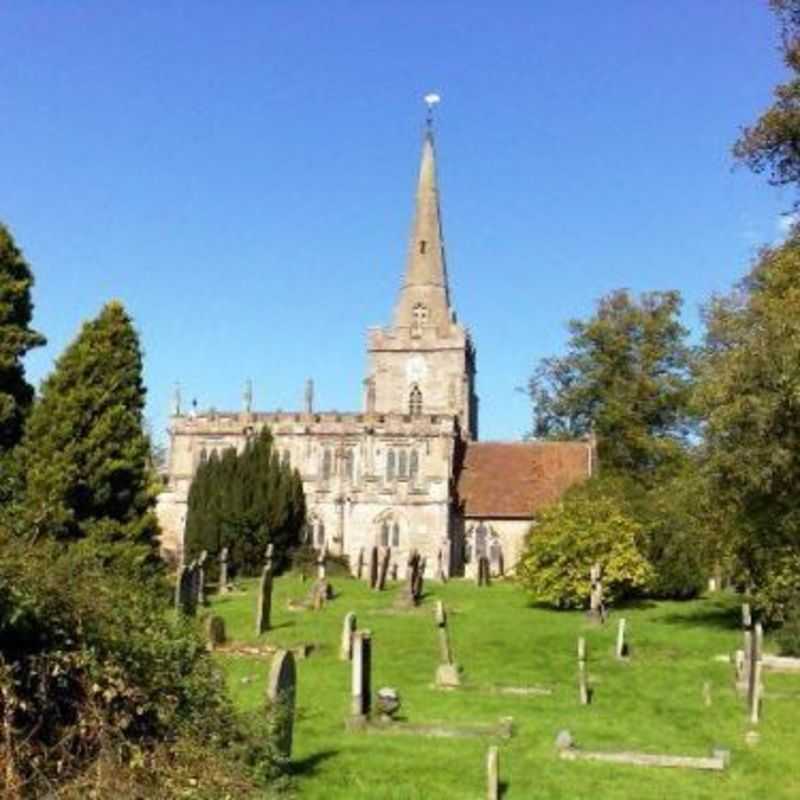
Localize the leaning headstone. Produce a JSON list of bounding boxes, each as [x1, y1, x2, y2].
[[578, 637, 590, 705], [413, 557, 426, 599], [376, 547, 391, 591], [266, 649, 297, 761], [395, 550, 423, 608], [487, 746, 499, 800], [340, 612, 357, 661], [616, 618, 628, 659], [368, 546, 379, 589], [435, 600, 461, 688], [749, 622, 763, 724], [207, 615, 226, 649], [218, 546, 230, 594], [351, 629, 372, 725], [256, 561, 274, 635]]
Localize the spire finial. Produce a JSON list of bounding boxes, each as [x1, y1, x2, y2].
[[243, 379, 253, 414], [424, 92, 441, 132], [172, 382, 182, 416]]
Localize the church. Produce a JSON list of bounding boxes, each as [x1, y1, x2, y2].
[[156, 114, 595, 577]]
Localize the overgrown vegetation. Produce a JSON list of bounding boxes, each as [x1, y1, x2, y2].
[[184, 428, 306, 575]]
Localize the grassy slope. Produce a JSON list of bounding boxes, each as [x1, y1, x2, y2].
[[211, 576, 799, 799]]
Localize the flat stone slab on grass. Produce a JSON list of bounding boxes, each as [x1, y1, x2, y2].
[[556, 731, 730, 771], [361, 716, 514, 740], [220, 643, 317, 660]]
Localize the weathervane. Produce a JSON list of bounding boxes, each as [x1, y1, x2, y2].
[[424, 92, 441, 130]]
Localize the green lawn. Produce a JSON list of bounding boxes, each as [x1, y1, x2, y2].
[[208, 575, 800, 799]]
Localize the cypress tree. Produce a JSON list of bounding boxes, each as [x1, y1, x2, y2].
[[21, 301, 160, 566], [0, 223, 46, 453]]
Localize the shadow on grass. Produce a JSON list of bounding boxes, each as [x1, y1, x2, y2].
[[290, 749, 339, 777], [659, 601, 740, 631], [499, 779, 510, 798]]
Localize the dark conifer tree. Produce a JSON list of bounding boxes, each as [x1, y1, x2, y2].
[[21, 301, 160, 567], [0, 223, 46, 454]]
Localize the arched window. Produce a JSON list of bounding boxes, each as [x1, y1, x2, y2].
[[386, 450, 396, 480], [322, 449, 332, 479], [409, 450, 419, 479], [398, 450, 408, 477], [343, 449, 354, 480], [380, 521, 390, 548], [392, 522, 400, 548], [199, 448, 208, 465], [409, 385, 423, 416]]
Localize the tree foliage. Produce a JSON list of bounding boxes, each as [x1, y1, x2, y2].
[[19, 301, 160, 568], [517, 476, 654, 608], [528, 289, 694, 477], [0, 223, 45, 454], [695, 236, 800, 620], [734, 1, 800, 198], [184, 428, 305, 574]]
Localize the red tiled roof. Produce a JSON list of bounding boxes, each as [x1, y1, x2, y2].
[[456, 441, 592, 518]]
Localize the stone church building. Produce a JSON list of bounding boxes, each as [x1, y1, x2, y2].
[[156, 121, 595, 577]]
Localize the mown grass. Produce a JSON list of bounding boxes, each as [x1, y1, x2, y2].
[[209, 576, 800, 799]]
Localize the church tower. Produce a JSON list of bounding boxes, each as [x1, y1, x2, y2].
[[366, 118, 478, 438]]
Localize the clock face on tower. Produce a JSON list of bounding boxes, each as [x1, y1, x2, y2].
[[406, 355, 427, 383]]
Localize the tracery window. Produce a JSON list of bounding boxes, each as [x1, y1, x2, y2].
[[475, 522, 488, 559], [199, 448, 208, 466], [380, 521, 390, 548], [322, 449, 332, 479], [409, 449, 419, 479], [392, 522, 400, 548], [343, 449, 354, 481], [409, 385, 423, 416], [398, 450, 408, 478], [386, 449, 396, 480]]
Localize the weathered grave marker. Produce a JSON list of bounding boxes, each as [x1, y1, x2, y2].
[[434, 600, 461, 688], [578, 637, 590, 705], [487, 746, 499, 800], [616, 618, 627, 659], [742, 603, 753, 690], [749, 622, 763, 724], [340, 612, 357, 661], [197, 549, 208, 606], [207, 615, 226, 649], [218, 546, 230, 594], [390, 562, 398, 581], [369, 546, 379, 589], [266, 649, 297, 761], [351, 629, 372, 725], [317, 546, 327, 580], [589, 563, 605, 623], [356, 547, 365, 580], [476, 556, 491, 587], [256, 559, 274, 635], [376, 547, 391, 591]]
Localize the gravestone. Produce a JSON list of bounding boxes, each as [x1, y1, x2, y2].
[[266, 649, 297, 761], [616, 618, 628, 659], [749, 622, 763, 724], [741, 603, 753, 690], [414, 557, 426, 599], [368, 546, 379, 589], [218, 546, 230, 594], [390, 563, 398, 581], [317, 546, 327, 580], [197, 550, 208, 606], [256, 560, 274, 635], [175, 564, 189, 614], [476, 556, 491, 587], [395, 550, 423, 608], [376, 547, 391, 591], [578, 637, 590, 705], [434, 600, 461, 688], [207, 615, 226, 649], [351, 629, 372, 724], [340, 612, 357, 661], [356, 548, 365, 580], [487, 746, 499, 800], [589, 563, 606, 624]]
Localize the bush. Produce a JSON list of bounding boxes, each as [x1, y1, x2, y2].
[[0, 532, 285, 798], [517, 477, 654, 608]]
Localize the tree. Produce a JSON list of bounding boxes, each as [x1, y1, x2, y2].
[[20, 301, 160, 567], [694, 235, 800, 621], [0, 223, 46, 454], [517, 476, 653, 608], [184, 429, 305, 574], [528, 289, 694, 477], [734, 1, 800, 199]]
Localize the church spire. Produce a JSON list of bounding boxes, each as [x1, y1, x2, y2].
[[393, 98, 452, 330]]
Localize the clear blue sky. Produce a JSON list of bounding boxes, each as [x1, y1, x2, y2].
[[0, 1, 791, 444]]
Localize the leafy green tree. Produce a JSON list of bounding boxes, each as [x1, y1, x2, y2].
[[695, 236, 800, 621], [528, 289, 694, 478], [0, 223, 46, 454], [517, 476, 654, 608], [734, 1, 800, 199], [20, 301, 160, 567]]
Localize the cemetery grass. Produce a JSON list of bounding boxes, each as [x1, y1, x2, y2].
[[209, 577, 800, 799]]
